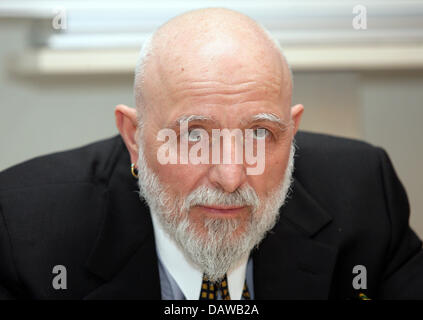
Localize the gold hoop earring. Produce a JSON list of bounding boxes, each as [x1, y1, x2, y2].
[[131, 163, 139, 179]]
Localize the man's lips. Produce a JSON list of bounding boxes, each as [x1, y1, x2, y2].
[[197, 205, 247, 214]]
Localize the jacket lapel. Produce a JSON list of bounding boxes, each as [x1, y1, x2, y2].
[[253, 179, 337, 299], [84, 137, 161, 299], [84, 234, 160, 300]]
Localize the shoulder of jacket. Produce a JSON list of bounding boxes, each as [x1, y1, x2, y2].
[[0, 135, 124, 192]]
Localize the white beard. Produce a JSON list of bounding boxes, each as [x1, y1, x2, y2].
[[137, 138, 296, 283]]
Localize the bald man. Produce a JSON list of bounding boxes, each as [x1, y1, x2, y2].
[[1, 8, 423, 300]]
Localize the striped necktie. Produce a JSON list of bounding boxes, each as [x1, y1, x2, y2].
[[199, 274, 251, 300]]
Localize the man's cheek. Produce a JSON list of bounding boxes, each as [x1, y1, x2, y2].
[[265, 157, 288, 188], [155, 165, 196, 189]]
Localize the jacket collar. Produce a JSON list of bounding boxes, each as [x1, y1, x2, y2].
[[253, 179, 337, 299], [84, 135, 336, 299]]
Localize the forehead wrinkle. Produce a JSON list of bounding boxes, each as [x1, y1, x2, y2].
[[169, 77, 283, 103]]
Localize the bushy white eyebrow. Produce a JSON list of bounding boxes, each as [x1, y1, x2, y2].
[[178, 115, 214, 124], [165, 114, 216, 131], [251, 113, 282, 124], [249, 113, 292, 129]]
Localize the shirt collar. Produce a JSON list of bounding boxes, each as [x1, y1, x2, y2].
[[150, 210, 249, 300]]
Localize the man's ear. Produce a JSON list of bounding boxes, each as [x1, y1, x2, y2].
[[115, 104, 139, 165], [291, 104, 304, 135]]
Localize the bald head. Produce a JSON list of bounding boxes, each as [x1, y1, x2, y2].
[[134, 8, 292, 123]]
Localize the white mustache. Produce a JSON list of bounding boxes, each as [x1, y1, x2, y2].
[[182, 184, 260, 213]]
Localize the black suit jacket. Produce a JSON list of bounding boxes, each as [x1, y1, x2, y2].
[[0, 132, 422, 300]]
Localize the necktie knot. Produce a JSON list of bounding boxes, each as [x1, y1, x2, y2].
[[199, 274, 250, 300]]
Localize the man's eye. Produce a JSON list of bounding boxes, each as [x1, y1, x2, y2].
[[188, 129, 203, 142], [253, 128, 270, 140]]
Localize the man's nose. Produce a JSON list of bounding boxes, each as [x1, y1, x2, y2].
[[208, 163, 247, 193]]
